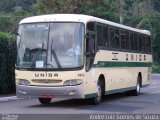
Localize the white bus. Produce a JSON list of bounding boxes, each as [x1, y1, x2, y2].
[[16, 14, 152, 105]]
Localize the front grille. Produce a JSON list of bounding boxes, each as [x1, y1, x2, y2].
[[31, 79, 62, 84]]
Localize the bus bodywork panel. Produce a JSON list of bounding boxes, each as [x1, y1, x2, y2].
[[16, 70, 86, 99], [92, 50, 152, 94]]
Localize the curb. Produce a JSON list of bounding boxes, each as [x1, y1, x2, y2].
[[0, 96, 24, 102]]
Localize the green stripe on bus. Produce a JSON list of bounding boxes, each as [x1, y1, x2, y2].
[[105, 87, 136, 95], [93, 61, 152, 68], [85, 84, 150, 99], [85, 93, 96, 99]]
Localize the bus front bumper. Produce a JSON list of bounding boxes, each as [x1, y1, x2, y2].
[[16, 84, 84, 99]]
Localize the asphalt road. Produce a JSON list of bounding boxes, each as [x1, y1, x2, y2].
[[0, 74, 160, 120]]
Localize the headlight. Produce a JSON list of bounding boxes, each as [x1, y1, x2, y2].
[[18, 79, 31, 86], [63, 79, 83, 86]]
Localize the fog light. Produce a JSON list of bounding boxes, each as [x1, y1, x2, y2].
[[18, 79, 31, 86], [68, 90, 77, 95], [19, 90, 27, 95]]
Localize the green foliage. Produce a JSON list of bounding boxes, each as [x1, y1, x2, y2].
[[33, 0, 121, 22], [136, 17, 151, 30], [11, 8, 33, 33], [77, 0, 120, 22], [0, 32, 16, 93], [0, 0, 36, 13], [0, 16, 13, 33], [32, 0, 78, 14], [152, 64, 160, 73], [0, 0, 15, 13]]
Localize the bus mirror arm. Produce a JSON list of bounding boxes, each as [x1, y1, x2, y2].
[[96, 46, 99, 52], [10, 32, 20, 36]]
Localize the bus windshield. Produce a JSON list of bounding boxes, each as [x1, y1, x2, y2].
[[16, 23, 84, 69]]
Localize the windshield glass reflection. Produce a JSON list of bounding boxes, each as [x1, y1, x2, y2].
[[16, 23, 84, 69], [48, 23, 84, 68], [16, 23, 49, 68]]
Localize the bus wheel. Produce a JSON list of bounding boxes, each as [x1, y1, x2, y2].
[[133, 79, 141, 96], [91, 81, 102, 105], [39, 98, 52, 104], [130, 78, 141, 96]]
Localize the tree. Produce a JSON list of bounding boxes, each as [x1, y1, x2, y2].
[[32, 0, 80, 14], [123, 0, 160, 64], [32, 0, 122, 22], [0, 0, 15, 13], [0, 16, 13, 33]]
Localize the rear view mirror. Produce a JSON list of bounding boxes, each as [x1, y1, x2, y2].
[[86, 33, 95, 57]]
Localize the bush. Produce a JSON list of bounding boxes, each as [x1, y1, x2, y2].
[[152, 64, 160, 73], [0, 32, 16, 94]]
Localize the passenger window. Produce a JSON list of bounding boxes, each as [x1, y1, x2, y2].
[[138, 34, 142, 51], [97, 24, 103, 46], [109, 27, 119, 49], [141, 35, 145, 51], [103, 25, 109, 47], [130, 32, 138, 51], [130, 32, 134, 50], [145, 35, 151, 53], [120, 30, 129, 50], [134, 33, 138, 50]]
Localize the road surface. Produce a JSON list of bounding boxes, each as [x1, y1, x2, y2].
[[0, 74, 160, 120]]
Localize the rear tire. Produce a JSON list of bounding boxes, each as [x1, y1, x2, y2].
[[127, 76, 141, 96], [132, 79, 141, 96], [39, 98, 52, 104]]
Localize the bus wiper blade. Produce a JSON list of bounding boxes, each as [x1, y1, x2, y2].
[[50, 48, 61, 68]]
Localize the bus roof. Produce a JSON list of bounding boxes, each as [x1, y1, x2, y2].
[[20, 14, 150, 35]]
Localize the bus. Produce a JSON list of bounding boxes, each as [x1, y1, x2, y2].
[[16, 14, 152, 105]]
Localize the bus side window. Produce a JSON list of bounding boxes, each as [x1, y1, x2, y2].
[[134, 33, 138, 51], [97, 24, 103, 46], [138, 34, 142, 51], [130, 32, 135, 50], [120, 30, 129, 50], [103, 25, 109, 47], [145, 35, 151, 53], [109, 27, 119, 49], [142, 35, 145, 52]]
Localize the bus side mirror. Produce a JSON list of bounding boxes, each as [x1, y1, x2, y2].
[[86, 34, 95, 57], [86, 34, 95, 72]]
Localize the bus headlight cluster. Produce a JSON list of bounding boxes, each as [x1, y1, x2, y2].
[[18, 79, 31, 86], [63, 79, 83, 86]]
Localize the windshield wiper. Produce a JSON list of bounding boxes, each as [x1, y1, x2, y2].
[[50, 39, 61, 68]]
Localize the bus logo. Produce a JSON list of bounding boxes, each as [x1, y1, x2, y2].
[[35, 73, 58, 77]]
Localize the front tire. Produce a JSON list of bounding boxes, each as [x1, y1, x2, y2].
[[91, 81, 102, 105], [39, 98, 52, 104]]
